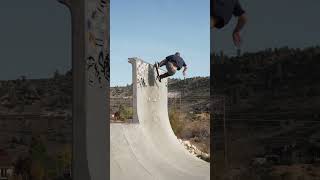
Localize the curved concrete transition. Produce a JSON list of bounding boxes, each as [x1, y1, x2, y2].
[[110, 58, 210, 180]]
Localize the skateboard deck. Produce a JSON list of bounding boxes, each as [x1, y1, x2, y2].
[[154, 62, 160, 81]]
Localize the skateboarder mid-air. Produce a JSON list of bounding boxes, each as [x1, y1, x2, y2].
[[154, 52, 187, 82]]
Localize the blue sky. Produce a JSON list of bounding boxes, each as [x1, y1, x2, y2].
[[110, 0, 210, 86]]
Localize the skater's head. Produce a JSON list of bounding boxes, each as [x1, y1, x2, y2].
[[175, 52, 180, 57]]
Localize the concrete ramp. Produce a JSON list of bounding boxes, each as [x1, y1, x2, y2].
[[110, 58, 210, 180]]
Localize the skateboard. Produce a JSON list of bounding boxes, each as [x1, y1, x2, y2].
[[154, 62, 161, 82]]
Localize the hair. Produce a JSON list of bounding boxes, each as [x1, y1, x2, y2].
[[175, 52, 180, 56]]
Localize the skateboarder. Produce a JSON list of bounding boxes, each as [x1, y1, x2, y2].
[[154, 52, 187, 82], [211, 0, 247, 47]]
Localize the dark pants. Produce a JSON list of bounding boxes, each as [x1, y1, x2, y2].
[[159, 59, 177, 79]]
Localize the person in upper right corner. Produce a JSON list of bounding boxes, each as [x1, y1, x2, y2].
[[211, 0, 247, 47]]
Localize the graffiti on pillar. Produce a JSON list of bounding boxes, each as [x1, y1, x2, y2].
[[134, 59, 168, 88], [86, 0, 109, 88], [86, 50, 110, 85], [136, 60, 149, 88]]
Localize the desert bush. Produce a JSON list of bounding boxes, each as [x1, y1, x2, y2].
[[169, 109, 184, 136], [169, 111, 210, 153], [180, 119, 210, 139], [118, 105, 133, 121]]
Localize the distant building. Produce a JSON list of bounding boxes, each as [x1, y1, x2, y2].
[[0, 149, 14, 180]]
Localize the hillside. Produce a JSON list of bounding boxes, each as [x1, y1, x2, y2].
[[111, 76, 210, 113], [211, 46, 320, 179], [0, 71, 73, 180], [111, 76, 209, 97]]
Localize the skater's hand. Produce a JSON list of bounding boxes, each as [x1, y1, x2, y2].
[[233, 14, 247, 48], [232, 30, 241, 48]]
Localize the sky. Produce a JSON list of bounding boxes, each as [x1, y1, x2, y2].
[[1, 0, 320, 83], [0, 0, 71, 80], [110, 0, 210, 86]]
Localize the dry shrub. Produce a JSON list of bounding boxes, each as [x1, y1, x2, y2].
[[180, 116, 210, 140], [169, 111, 210, 153], [169, 109, 185, 136]]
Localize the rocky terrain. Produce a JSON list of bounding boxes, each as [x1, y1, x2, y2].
[[178, 139, 210, 162]]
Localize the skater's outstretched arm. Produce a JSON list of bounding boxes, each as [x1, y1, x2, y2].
[[233, 14, 247, 47]]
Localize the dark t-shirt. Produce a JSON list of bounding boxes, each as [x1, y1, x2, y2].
[[211, 0, 245, 29], [166, 55, 187, 70]]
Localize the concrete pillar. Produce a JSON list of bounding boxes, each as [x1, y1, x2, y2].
[[58, 0, 109, 179]]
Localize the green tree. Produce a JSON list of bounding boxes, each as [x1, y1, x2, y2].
[[119, 105, 133, 121]]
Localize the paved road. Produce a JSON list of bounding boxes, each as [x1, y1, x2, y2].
[[110, 58, 210, 180]]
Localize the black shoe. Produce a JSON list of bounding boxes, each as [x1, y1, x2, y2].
[[158, 76, 162, 82]]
